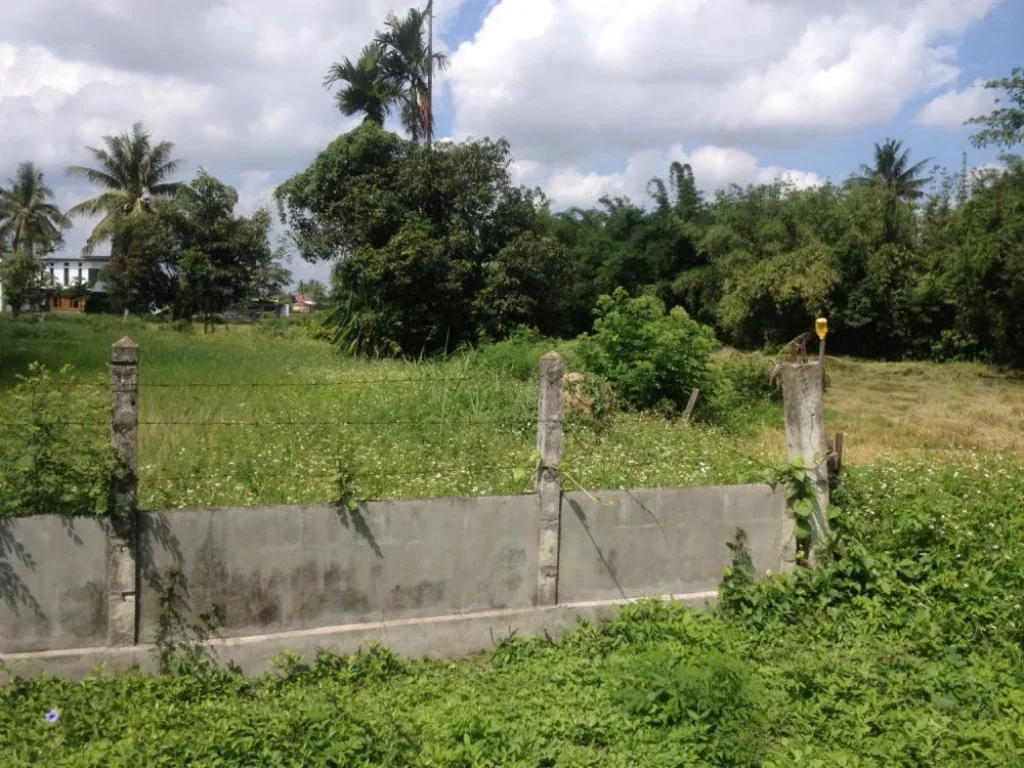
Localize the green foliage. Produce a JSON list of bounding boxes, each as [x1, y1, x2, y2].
[[765, 457, 823, 558], [105, 170, 280, 320], [0, 162, 69, 256], [968, 66, 1024, 149], [65, 121, 183, 254], [464, 327, 569, 381], [577, 288, 717, 415], [277, 123, 572, 356], [0, 364, 116, 516], [5, 459, 1024, 764], [0, 251, 49, 317]]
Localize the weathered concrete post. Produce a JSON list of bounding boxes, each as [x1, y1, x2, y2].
[[536, 352, 565, 606], [109, 337, 139, 645], [780, 360, 830, 569]]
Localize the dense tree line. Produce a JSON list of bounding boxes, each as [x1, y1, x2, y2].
[[551, 148, 1024, 363], [299, 13, 1024, 364], [276, 123, 1023, 364]]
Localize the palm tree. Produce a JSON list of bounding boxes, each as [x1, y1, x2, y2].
[[852, 139, 932, 201], [65, 122, 183, 253], [374, 6, 448, 143], [324, 44, 400, 125], [0, 162, 69, 255]]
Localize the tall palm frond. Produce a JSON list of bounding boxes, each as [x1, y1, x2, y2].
[[65, 121, 183, 253], [324, 45, 400, 125], [851, 138, 932, 201], [374, 7, 449, 142], [0, 162, 70, 255]]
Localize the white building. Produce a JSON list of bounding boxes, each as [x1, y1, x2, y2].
[[44, 254, 110, 288]]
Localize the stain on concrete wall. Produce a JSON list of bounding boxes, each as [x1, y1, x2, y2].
[[137, 495, 542, 641]]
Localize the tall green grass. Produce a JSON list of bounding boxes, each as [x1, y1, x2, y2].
[[0, 314, 775, 509]]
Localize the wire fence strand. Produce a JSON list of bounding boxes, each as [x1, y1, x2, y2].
[[54, 375, 522, 389], [139, 464, 537, 481]]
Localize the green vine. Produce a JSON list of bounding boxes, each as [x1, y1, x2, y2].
[[766, 457, 828, 566]]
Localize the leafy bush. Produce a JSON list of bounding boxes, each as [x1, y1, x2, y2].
[[718, 353, 780, 403], [0, 364, 116, 516], [577, 288, 717, 415]]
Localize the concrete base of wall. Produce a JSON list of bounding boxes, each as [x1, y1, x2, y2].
[[2, 591, 717, 680]]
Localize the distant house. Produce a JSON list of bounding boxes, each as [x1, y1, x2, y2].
[[292, 294, 317, 313], [44, 253, 109, 290], [1, 253, 110, 314], [49, 296, 87, 312]]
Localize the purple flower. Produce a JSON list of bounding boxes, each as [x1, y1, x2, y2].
[[45, 710, 59, 724]]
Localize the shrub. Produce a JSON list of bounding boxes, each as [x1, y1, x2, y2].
[[576, 288, 717, 415], [718, 353, 780, 403], [0, 364, 116, 517], [465, 327, 563, 381]]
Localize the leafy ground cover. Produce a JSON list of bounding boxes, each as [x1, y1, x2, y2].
[[2, 459, 1023, 766]]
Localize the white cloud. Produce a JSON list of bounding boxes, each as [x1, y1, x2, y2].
[[0, 0, 468, 256], [449, 0, 999, 163], [541, 144, 822, 209], [915, 79, 999, 127]]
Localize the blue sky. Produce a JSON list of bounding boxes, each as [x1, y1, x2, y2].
[[0, 0, 1018, 286]]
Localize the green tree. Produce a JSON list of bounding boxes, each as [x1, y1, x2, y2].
[[66, 122, 183, 253], [276, 123, 567, 356], [851, 138, 932, 201], [324, 44, 401, 126], [0, 250, 50, 317], [374, 6, 448, 143], [968, 67, 1024, 149], [0, 162, 69, 255], [104, 171, 278, 321], [938, 159, 1024, 364], [647, 161, 704, 222]]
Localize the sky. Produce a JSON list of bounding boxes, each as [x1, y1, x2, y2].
[[1, 0, 1020, 286]]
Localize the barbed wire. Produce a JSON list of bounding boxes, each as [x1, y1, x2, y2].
[[138, 463, 538, 481], [53, 375, 524, 389], [0, 416, 549, 428]]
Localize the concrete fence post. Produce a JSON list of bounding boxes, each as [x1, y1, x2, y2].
[[780, 360, 830, 569], [536, 352, 564, 606], [109, 337, 139, 645]]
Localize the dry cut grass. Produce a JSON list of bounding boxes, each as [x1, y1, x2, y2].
[[750, 357, 1024, 463]]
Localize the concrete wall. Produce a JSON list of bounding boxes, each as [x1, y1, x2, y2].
[[559, 485, 786, 603], [138, 495, 541, 642], [2, 483, 787, 674], [0, 516, 109, 653]]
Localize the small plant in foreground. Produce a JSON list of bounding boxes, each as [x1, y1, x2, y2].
[[0, 363, 116, 517]]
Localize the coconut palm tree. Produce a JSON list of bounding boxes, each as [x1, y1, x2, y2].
[[0, 162, 69, 255], [324, 44, 401, 125], [65, 122, 183, 253], [852, 139, 932, 201], [374, 6, 448, 143]]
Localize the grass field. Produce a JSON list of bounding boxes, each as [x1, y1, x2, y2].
[[3, 312, 1024, 509], [4, 313, 1024, 765]]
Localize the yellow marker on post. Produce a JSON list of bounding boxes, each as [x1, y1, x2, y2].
[[816, 317, 828, 362]]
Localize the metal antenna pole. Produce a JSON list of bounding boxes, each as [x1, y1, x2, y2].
[[427, 0, 434, 149]]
